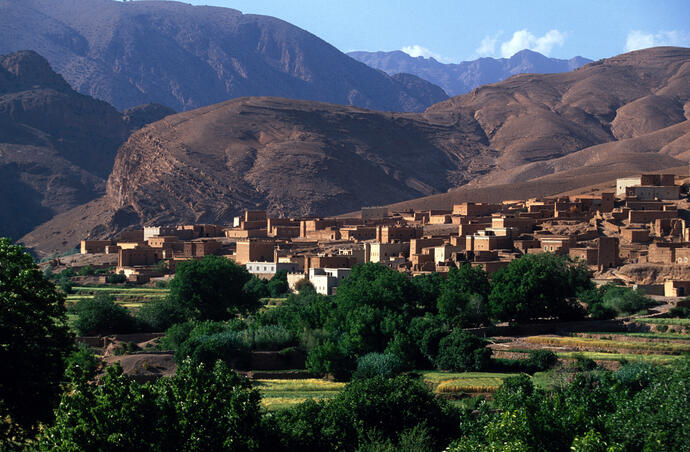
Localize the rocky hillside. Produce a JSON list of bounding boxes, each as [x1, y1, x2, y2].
[[0, 0, 446, 112], [348, 49, 592, 96], [20, 47, 690, 256], [0, 51, 171, 241]]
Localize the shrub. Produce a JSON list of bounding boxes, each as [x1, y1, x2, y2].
[[306, 340, 354, 381], [106, 272, 127, 284], [669, 305, 690, 318], [434, 330, 492, 371], [353, 352, 404, 379], [175, 331, 251, 369], [527, 349, 558, 371], [136, 299, 188, 331], [599, 285, 654, 316], [77, 265, 95, 276], [70, 294, 140, 335], [294, 278, 315, 294], [572, 353, 598, 371], [160, 321, 196, 351], [246, 325, 295, 350], [65, 343, 101, 384]]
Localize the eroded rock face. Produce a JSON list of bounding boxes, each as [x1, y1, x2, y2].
[[0, 51, 174, 240], [0, 0, 447, 112]]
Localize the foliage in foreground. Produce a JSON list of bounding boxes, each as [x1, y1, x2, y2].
[[41, 360, 266, 451], [0, 238, 73, 444]]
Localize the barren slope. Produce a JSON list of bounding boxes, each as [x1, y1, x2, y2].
[[21, 47, 690, 256]]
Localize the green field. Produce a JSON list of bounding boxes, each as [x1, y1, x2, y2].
[[255, 378, 345, 411], [556, 351, 684, 364], [578, 331, 690, 341], [525, 335, 690, 354], [636, 318, 690, 326], [66, 285, 169, 309]]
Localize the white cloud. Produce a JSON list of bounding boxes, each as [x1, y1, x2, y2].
[[500, 29, 566, 57], [476, 33, 501, 57], [625, 30, 690, 52], [401, 45, 449, 62]]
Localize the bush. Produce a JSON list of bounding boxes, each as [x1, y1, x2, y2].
[[600, 285, 654, 316], [434, 330, 492, 371], [267, 270, 289, 297], [175, 331, 251, 369], [65, 343, 101, 384], [70, 294, 140, 335], [271, 375, 459, 451], [353, 352, 404, 379], [669, 305, 690, 318], [306, 340, 354, 381], [527, 349, 558, 371], [572, 354, 598, 371], [106, 272, 127, 284], [247, 325, 295, 350], [77, 265, 95, 276], [136, 299, 188, 331]]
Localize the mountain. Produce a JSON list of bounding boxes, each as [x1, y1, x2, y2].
[[20, 47, 690, 256], [0, 0, 447, 112], [348, 49, 592, 96], [0, 50, 171, 241]]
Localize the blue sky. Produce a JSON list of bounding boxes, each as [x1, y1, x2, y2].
[[179, 0, 690, 62]]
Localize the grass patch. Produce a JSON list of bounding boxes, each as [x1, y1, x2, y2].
[[256, 378, 345, 411], [421, 371, 518, 394], [635, 318, 690, 326], [525, 335, 690, 355], [556, 351, 683, 364], [578, 332, 690, 341]]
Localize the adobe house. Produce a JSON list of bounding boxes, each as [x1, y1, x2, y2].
[[664, 280, 690, 297], [80, 240, 114, 254], [235, 239, 275, 265]]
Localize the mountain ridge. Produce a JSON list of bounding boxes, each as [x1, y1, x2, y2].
[[348, 48, 593, 96], [0, 0, 447, 112]]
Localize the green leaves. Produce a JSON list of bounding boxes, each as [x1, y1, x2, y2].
[[0, 237, 73, 443], [168, 255, 260, 321]]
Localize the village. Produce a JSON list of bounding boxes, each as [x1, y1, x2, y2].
[[72, 172, 690, 298]]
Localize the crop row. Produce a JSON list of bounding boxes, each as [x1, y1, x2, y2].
[[525, 336, 690, 354], [635, 318, 690, 326]]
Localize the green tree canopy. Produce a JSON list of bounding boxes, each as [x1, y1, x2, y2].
[[488, 253, 590, 323], [42, 360, 266, 451], [0, 238, 73, 443], [437, 263, 491, 327], [168, 255, 259, 321]]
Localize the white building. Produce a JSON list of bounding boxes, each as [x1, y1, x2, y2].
[[308, 268, 351, 296], [245, 261, 301, 278]]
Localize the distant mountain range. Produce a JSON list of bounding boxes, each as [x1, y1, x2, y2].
[[0, 0, 447, 112], [348, 49, 593, 96], [21, 47, 690, 257]]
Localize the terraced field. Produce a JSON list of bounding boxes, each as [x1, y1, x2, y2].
[[524, 335, 690, 354], [255, 378, 346, 411], [66, 286, 169, 309]]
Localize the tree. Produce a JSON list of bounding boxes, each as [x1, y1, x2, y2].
[[271, 375, 459, 451], [434, 330, 492, 371], [168, 255, 259, 321], [267, 270, 289, 297], [436, 265, 491, 328], [42, 360, 267, 451], [0, 238, 73, 443], [71, 293, 141, 335], [488, 253, 590, 323]]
